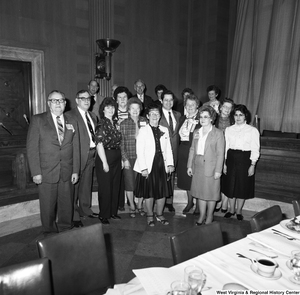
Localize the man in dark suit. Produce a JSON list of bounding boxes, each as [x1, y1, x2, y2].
[[67, 90, 99, 227], [88, 80, 104, 119], [26, 90, 80, 235], [159, 90, 181, 212], [131, 79, 153, 116]]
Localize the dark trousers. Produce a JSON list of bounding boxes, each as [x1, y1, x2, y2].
[[118, 170, 125, 207], [38, 179, 73, 233], [73, 149, 95, 221], [95, 149, 121, 218]]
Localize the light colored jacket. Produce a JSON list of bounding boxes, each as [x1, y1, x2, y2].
[[134, 124, 174, 174]]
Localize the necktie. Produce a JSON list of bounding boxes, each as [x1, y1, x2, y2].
[[168, 111, 174, 134], [86, 112, 95, 143], [56, 116, 64, 145]]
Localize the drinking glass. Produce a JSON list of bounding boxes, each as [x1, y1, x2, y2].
[[290, 250, 300, 281], [169, 280, 190, 295], [187, 270, 206, 295]]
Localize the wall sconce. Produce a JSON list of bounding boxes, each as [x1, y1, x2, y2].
[[95, 38, 121, 80]]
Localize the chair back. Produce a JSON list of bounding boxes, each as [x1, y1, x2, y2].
[[292, 200, 300, 216], [36, 223, 111, 295], [0, 258, 53, 295], [250, 205, 282, 232], [170, 222, 223, 265]]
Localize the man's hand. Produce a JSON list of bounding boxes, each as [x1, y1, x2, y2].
[[33, 175, 42, 184], [187, 168, 193, 177]]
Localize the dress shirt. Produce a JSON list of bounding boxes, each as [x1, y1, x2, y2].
[[77, 107, 96, 148], [137, 94, 144, 103], [51, 112, 65, 141], [225, 122, 260, 162], [162, 108, 176, 130], [196, 126, 212, 155]]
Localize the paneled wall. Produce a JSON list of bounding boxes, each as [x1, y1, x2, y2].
[[0, 0, 91, 109]]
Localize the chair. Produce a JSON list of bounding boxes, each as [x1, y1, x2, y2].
[[0, 258, 53, 295], [292, 200, 300, 216], [170, 222, 224, 265], [249, 205, 283, 232], [36, 223, 111, 295]]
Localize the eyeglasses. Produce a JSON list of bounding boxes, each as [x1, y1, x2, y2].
[[149, 112, 161, 117], [78, 97, 91, 102], [200, 116, 211, 119], [49, 99, 66, 104]]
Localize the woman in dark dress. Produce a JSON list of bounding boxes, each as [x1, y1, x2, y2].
[[223, 104, 260, 221], [95, 97, 122, 225], [214, 98, 235, 213], [134, 104, 174, 226], [177, 94, 201, 214]]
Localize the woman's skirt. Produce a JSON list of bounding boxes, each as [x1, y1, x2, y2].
[[135, 152, 172, 200], [123, 158, 137, 191], [223, 149, 254, 200], [177, 142, 192, 190], [190, 155, 220, 201]]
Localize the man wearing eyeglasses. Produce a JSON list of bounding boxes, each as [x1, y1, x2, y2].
[[67, 90, 98, 227], [26, 90, 80, 235]]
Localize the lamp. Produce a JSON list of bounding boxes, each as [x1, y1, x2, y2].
[[95, 38, 121, 80]]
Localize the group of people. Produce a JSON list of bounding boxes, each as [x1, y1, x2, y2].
[[26, 80, 260, 235]]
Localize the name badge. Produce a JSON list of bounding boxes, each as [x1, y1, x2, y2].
[[140, 122, 147, 127]]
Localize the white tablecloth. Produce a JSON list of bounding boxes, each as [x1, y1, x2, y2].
[[105, 220, 300, 294]]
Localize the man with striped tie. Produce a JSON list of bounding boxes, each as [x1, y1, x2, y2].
[[26, 90, 80, 235], [67, 90, 99, 227]]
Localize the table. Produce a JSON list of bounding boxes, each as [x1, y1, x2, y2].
[[106, 220, 300, 294]]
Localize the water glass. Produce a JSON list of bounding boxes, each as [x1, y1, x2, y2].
[[291, 250, 300, 281], [188, 270, 206, 295], [169, 280, 190, 295]]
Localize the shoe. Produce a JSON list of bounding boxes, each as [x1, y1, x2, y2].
[[88, 213, 98, 218], [111, 215, 121, 220], [236, 214, 244, 221], [182, 204, 194, 214], [73, 221, 84, 227], [221, 209, 227, 213], [193, 211, 200, 216], [147, 215, 155, 227], [165, 204, 175, 212], [129, 209, 136, 218], [156, 215, 169, 225], [99, 217, 110, 224], [224, 212, 235, 218], [118, 206, 125, 211], [195, 221, 203, 226], [214, 207, 221, 212], [137, 208, 146, 216]]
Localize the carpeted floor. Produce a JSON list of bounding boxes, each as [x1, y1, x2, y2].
[[0, 210, 252, 284]]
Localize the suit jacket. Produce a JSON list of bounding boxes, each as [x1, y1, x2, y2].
[[90, 93, 104, 119], [159, 109, 181, 164], [187, 126, 224, 177], [133, 124, 174, 174], [131, 94, 153, 116], [66, 108, 98, 173], [26, 111, 80, 183]]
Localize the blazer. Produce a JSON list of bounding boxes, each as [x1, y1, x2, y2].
[[133, 124, 174, 174], [66, 108, 98, 173], [26, 111, 80, 183], [159, 109, 181, 164], [90, 93, 104, 119], [187, 126, 225, 177]]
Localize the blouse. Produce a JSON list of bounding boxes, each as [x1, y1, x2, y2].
[[224, 122, 260, 162], [95, 117, 122, 149], [179, 113, 199, 142]]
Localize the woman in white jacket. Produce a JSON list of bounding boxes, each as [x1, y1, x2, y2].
[[134, 104, 174, 226]]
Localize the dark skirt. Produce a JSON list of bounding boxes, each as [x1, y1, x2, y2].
[[223, 149, 254, 200], [135, 152, 172, 200], [123, 158, 137, 191], [177, 141, 192, 190]]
